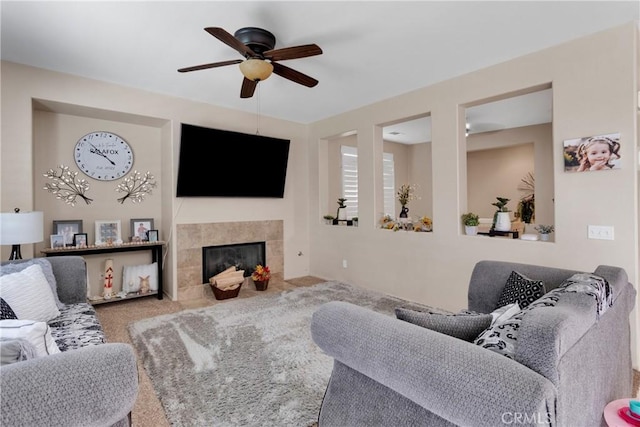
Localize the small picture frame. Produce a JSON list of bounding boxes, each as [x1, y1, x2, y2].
[[73, 233, 88, 248], [130, 218, 154, 242], [52, 220, 83, 247], [147, 229, 159, 242], [95, 220, 122, 246], [50, 234, 65, 249]]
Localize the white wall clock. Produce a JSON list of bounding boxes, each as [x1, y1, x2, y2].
[[74, 131, 133, 181]]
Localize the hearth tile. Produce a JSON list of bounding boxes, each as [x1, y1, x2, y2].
[[202, 222, 229, 246], [177, 224, 203, 250], [177, 248, 200, 269], [178, 266, 201, 289]]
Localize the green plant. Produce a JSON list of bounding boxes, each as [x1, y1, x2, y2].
[[351, 217, 358, 221], [323, 214, 335, 220], [491, 197, 510, 212], [336, 197, 347, 218], [535, 224, 554, 234], [461, 212, 479, 226], [491, 197, 510, 229]]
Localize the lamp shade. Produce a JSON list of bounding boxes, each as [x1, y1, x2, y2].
[[0, 211, 44, 245], [239, 59, 274, 82]]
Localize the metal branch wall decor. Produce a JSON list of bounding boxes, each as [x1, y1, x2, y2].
[[43, 165, 93, 206], [115, 170, 156, 204]]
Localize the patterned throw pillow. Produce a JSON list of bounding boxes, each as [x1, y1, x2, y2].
[[0, 298, 17, 320], [497, 271, 546, 309], [395, 308, 493, 342], [475, 289, 563, 358]]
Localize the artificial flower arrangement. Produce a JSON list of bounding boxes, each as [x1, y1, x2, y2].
[[380, 214, 400, 231], [413, 216, 433, 232], [251, 264, 271, 282], [396, 184, 418, 206]]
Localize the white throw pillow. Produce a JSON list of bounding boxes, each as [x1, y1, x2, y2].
[[0, 319, 60, 357], [122, 262, 158, 293], [0, 264, 61, 322], [490, 302, 521, 326]]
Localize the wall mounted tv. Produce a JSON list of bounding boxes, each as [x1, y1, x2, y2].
[[176, 124, 290, 198]]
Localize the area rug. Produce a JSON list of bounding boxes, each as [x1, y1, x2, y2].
[[128, 281, 434, 426]]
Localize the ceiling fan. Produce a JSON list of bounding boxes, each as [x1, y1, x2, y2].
[[178, 27, 323, 98]]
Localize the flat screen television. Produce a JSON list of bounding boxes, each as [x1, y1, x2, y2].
[[176, 123, 290, 198]]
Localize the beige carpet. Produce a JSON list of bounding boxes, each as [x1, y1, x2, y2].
[[94, 275, 325, 427]]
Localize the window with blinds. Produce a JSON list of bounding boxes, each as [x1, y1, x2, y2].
[[341, 145, 358, 219], [383, 152, 395, 217]]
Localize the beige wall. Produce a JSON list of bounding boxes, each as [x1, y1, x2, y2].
[[1, 22, 637, 367], [1, 61, 310, 301], [467, 123, 553, 227], [309, 23, 639, 366]]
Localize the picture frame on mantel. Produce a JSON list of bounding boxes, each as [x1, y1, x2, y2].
[[52, 219, 83, 247], [95, 220, 122, 246], [131, 218, 154, 242]]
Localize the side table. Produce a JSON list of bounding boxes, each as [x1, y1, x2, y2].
[[604, 398, 640, 426]]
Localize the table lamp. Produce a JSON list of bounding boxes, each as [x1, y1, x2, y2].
[[0, 208, 44, 260]]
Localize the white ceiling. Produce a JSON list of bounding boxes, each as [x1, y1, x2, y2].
[[1, 1, 637, 138]]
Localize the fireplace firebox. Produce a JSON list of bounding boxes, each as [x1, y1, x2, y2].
[[202, 242, 266, 284]]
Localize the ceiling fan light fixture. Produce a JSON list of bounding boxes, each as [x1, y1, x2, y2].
[[239, 59, 273, 82]]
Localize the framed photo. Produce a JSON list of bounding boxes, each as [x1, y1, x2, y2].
[[95, 220, 122, 245], [73, 233, 88, 248], [50, 234, 65, 249], [563, 132, 621, 172], [147, 229, 159, 242], [131, 218, 154, 242], [52, 220, 83, 247]]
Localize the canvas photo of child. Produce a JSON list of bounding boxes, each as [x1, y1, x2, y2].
[[563, 132, 621, 172]]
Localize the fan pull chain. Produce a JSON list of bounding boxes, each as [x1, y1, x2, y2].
[[255, 83, 261, 135]]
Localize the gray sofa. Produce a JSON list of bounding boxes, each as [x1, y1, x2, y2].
[[0, 256, 138, 427], [311, 260, 635, 426]]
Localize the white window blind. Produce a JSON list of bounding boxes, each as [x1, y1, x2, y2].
[[383, 152, 395, 217], [341, 145, 358, 219]]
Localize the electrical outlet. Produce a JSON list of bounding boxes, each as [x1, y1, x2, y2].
[[342, 259, 348, 268], [588, 225, 614, 240]]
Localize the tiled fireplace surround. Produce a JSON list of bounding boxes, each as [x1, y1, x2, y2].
[[176, 220, 284, 300]]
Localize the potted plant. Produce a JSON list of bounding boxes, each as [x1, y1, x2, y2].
[[323, 214, 335, 225], [251, 264, 271, 291], [351, 216, 358, 227], [336, 198, 348, 220], [535, 224, 554, 241], [491, 197, 511, 231], [461, 212, 479, 235]]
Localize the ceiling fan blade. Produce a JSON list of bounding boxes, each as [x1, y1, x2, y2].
[[240, 78, 258, 98], [205, 27, 256, 58], [178, 59, 242, 73], [272, 62, 318, 88], [263, 44, 323, 61]]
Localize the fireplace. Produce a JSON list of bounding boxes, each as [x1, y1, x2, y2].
[[202, 242, 265, 283], [176, 220, 283, 300]]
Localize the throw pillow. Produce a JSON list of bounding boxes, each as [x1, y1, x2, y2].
[[0, 338, 38, 365], [0, 264, 61, 322], [122, 262, 158, 293], [0, 258, 64, 309], [497, 271, 546, 309], [0, 298, 17, 320], [395, 308, 493, 342], [473, 308, 524, 359], [0, 319, 60, 357], [489, 302, 520, 326]]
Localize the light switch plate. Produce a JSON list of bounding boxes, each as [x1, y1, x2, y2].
[[588, 225, 614, 240]]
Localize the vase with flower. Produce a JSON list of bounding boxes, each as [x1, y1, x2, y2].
[[251, 264, 271, 291], [397, 184, 417, 223]]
